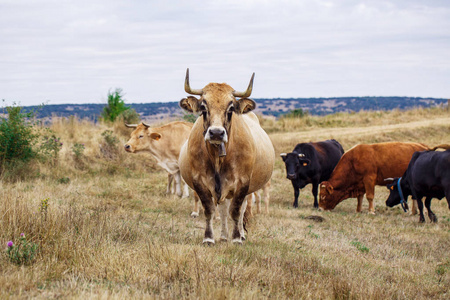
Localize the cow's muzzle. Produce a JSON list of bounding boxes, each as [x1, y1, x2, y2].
[[287, 173, 297, 180], [124, 144, 133, 152], [205, 126, 228, 144]]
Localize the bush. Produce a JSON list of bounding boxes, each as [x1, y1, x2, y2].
[[100, 130, 119, 159], [0, 104, 39, 177], [282, 108, 309, 119], [39, 131, 63, 165], [6, 233, 39, 266], [101, 88, 130, 123]]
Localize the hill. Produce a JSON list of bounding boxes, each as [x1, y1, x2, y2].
[[20, 96, 448, 121]]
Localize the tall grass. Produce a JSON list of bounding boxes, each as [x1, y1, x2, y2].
[[0, 108, 449, 299]]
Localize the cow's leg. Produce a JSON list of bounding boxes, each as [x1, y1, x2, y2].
[[219, 199, 230, 241], [229, 186, 249, 244], [182, 181, 189, 199], [166, 173, 174, 195], [292, 181, 300, 208], [254, 191, 261, 214], [445, 185, 450, 210], [424, 197, 437, 223], [263, 182, 270, 214], [193, 183, 215, 244], [246, 193, 254, 217], [173, 172, 183, 198], [356, 194, 364, 213], [238, 197, 248, 241], [411, 198, 418, 215], [363, 177, 376, 214], [416, 197, 425, 223], [191, 192, 200, 218], [312, 181, 319, 209]]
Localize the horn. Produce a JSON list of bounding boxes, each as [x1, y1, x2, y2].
[[142, 122, 151, 128], [280, 153, 287, 157], [184, 68, 203, 95], [384, 178, 395, 182], [124, 123, 138, 128], [233, 72, 255, 98]]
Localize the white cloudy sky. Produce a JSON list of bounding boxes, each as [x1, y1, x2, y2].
[[1, 0, 449, 106]]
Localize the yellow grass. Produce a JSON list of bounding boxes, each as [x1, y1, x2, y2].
[[1, 108, 449, 299]]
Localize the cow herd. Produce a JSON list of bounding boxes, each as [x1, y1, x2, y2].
[[124, 69, 450, 245]]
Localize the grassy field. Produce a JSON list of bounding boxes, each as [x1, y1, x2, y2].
[[1, 108, 449, 299]]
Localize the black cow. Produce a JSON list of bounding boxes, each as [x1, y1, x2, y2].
[[280, 139, 344, 208], [385, 146, 450, 223]]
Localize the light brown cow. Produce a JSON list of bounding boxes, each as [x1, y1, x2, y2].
[[124, 121, 193, 198], [319, 142, 429, 214], [179, 69, 275, 244]]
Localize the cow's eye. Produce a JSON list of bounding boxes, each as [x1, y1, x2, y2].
[[199, 104, 207, 112], [139, 135, 144, 139]]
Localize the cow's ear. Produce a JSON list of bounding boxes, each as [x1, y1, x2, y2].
[[180, 96, 200, 113], [150, 133, 161, 141], [321, 183, 333, 195], [236, 98, 256, 114], [280, 153, 287, 162], [299, 158, 311, 167]]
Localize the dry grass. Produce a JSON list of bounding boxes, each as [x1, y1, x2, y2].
[[1, 108, 449, 299]]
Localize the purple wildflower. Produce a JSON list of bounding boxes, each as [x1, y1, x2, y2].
[[7, 241, 13, 247], [20, 233, 25, 237], [60, 143, 63, 146]]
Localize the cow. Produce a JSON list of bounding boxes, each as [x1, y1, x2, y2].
[[179, 69, 275, 244], [319, 142, 429, 214], [385, 145, 450, 223], [280, 139, 344, 209], [124, 121, 193, 198]]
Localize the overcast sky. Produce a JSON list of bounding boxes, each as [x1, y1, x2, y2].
[[1, 0, 449, 106]]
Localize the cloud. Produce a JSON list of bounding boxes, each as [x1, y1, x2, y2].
[[0, 0, 449, 106]]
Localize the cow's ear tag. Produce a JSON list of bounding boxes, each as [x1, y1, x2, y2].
[[303, 163, 308, 166], [390, 186, 394, 190], [150, 133, 161, 141]]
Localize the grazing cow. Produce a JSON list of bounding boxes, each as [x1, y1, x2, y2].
[[385, 145, 450, 223], [179, 69, 275, 244], [280, 139, 344, 208], [124, 121, 193, 198], [319, 142, 429, 214]]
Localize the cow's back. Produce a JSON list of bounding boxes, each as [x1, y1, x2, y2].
[[314, 140, 344, 181], [349, 142, 429, 185], [409, 150, 450, 192]]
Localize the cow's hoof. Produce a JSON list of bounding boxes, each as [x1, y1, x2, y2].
[[220, 236, 228, 242], [203, 238, 215, 245], [419, 218, 425, 223], [190, 212, 199, 218], [182, 195, 189, 199], [368, 211, 376, 215], [430, 215, 438, 223], [232, 238, 243, 245]]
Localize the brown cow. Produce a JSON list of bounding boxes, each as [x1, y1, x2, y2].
[[179, 69, 275, 244], [319, 142, 429, 214], [124, 121, 193, 198]]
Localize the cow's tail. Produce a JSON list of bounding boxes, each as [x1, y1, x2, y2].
[[430, 144, 450, 151]]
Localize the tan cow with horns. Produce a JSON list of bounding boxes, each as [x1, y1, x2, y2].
[[179, 69, 275, 244]]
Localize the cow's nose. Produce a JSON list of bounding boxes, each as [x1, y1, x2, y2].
[[124, 144, 131, 151], [287, 173, 296, 180], [209, 128, 225, 140]]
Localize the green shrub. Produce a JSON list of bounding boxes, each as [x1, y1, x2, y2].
[[0, 104, 39, 178], [101, 88, 130, 123], [282, 108, 309, 119], [39, 131, 63, 165]]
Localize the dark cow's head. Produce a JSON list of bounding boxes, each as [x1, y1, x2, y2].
[[280, 152, 311, 188], [385, 177, 411, 209], [179, 69, 256, 149], [124, 122, 161, 153]]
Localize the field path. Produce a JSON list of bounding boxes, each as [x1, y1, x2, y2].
[[269, 116, 450, 142]]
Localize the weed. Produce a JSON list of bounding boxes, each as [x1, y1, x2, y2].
[[350, 239, 370, 253], [6, 233, 38, 265]]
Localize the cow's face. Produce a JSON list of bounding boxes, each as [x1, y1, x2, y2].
[[124, 123, 161, 153], [280, 152, 310, 187], [180, 69, 256, 146], [318, 181, 344, 210], [385, 178, 411, 208]]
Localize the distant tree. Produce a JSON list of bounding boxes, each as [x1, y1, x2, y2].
[[101, 88, 130, 122], [282, 108, 309, 119]]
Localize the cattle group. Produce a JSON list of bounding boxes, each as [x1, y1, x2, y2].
[[124, 69, 450, 245]]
